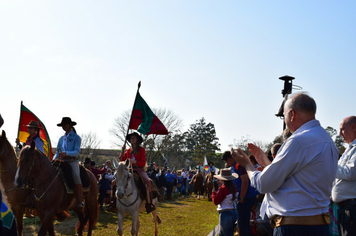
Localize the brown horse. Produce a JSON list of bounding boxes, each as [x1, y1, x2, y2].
[[0, 130, 29, 236], [189, 171, 204, 199], [204, 172, 215, 201], [15, 142, 99, 236]]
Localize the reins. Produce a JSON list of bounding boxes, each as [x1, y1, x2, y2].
[[118, 162, 140, 207]]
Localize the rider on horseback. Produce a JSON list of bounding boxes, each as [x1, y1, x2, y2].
[[120, 132, 156, 214], [53, 117, 84, 209]]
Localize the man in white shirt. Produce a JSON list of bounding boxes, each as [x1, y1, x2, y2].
[[332, 116, 356, 236], [231, 93, 338, 236]]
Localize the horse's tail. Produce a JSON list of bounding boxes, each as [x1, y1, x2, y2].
[[76, 170, 99, 233], [55, 210, 71, 221]]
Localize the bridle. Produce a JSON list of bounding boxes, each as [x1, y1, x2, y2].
[[19, 148, 60, 201], [117, 162, 140, 207]]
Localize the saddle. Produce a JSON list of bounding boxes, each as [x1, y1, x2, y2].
[[51, 159, 90, 194], [132, 169, 159, 200]]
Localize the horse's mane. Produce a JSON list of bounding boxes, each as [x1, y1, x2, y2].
[[19, 145, 52, 169]]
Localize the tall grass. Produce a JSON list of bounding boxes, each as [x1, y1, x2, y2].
[[22, 194, 219, 235]]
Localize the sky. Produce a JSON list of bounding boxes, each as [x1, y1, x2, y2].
[[1, 1, 355, 152]]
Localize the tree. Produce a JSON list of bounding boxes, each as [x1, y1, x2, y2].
[[184, 117, 220, 164], [79, 132, 101, 163], [109, 108, 184, 164], [324, 126, 345, 149]]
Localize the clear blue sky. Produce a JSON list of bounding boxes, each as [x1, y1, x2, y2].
[[1, 1, 355, 152]]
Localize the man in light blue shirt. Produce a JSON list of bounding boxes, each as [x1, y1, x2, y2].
[[231, 93, 338, 236], [332, 116, 356, 236]]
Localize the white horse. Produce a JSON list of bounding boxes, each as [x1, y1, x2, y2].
[[113, 159, 161, 236]]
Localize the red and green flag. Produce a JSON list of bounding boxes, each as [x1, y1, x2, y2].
[[17, 102, 53, 159], [129, 91, 168, 135]]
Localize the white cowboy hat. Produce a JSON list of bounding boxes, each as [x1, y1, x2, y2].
[[213, 168, 238, 181]]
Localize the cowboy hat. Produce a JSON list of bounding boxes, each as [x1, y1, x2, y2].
[[57, 117, 77, 127], [208, 161, 214, 165], [214, 168, 238, 181], [24, 120, 42, 129], [126, 132, 143, 144], [84, 157, 91, 164]]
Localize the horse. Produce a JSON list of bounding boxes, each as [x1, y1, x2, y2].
[[113, 158, 161, 236], [15, 142, 99, 236], [189, 171, 204, 199], [204, 171, 216, 201], [0, 130, 29, 236]]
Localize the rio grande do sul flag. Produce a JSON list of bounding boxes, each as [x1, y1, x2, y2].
[[204, 156, 208, 172], [129, 91, 168, 135], [17, 102, 53, 159]]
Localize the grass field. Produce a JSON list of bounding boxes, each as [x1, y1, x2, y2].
[[22, 194, 219, 236]]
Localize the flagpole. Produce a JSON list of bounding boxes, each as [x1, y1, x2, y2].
[[16, 101, 23, 148], [120, 81, 141, 160]]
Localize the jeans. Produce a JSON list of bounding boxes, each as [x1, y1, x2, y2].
[[219, 209, 238, 236], [237, 197, 256, 236], [273, 225, 330, 236]]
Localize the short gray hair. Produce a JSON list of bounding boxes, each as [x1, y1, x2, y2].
[[285, 92, 316, 115]]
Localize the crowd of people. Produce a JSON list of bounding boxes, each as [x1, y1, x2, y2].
[[2, 91, 356, 236]]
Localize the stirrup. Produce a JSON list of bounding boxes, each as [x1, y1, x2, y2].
[[75, 201, 84, 209], [145, 203, 156, 214]]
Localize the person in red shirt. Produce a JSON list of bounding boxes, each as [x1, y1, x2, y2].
[[212, 168, 239, 236], [120, 132, 155, 213]]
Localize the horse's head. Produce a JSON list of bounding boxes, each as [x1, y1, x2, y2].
[[113, 158, 132, 199], [15, 141, 41, 188]]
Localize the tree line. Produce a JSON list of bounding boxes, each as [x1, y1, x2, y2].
[[78, 108, 345, 170]]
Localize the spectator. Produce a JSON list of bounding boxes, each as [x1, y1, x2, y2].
[[83, 158, 91, 170], [181, 168, 188, 189], [212, 168, 239, 236], [270, 143, 282, 159], [98, 173, 112, 210], [232, 92, 338, 236], [332, 116, 356, 236], [157, 169, 167, 202], [90, 161, 106, 181], [222, 151, 259, 236], [165, 169, 175, 200]]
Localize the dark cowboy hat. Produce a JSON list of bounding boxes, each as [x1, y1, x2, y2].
[[208, 161, 214, 166], [24, 120, 42, 129], [57, 117, 77, 127], [126, 132, 143, 144], [214, 168, 238, 181], [84, 157, 91, 164]]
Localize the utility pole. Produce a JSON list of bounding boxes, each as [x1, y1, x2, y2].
[[275, 75, 295, 131]]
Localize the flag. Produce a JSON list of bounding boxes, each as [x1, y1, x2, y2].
[[1, 201, 15, 230], [129, 91, 168, 135], [17, 102, 53, 159], [162, 154, 169, 168], [204, 156, 208, 172]]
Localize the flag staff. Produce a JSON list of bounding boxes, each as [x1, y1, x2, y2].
[[16, 101, 23, 149], [120, 81, 141, 160]]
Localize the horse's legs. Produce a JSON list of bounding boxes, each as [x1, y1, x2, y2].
[[131, 212, 139, 236], [48, 223, 55, 236], [37, 210, 57, 236], [117, 211, 124, 236], [152, 210, 158, 236], [73, 209, 84, 236], [13, 205, 24, 236]]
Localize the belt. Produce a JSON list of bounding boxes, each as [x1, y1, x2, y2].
[[270, 213, 331, 229], [218, 208, 236, 213], [337, 198, 356, 209]]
